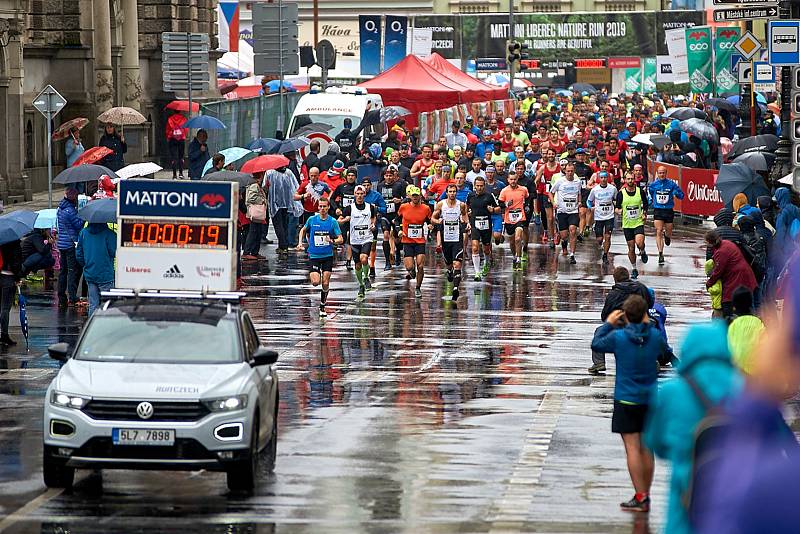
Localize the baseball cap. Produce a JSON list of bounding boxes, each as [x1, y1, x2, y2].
[[576, 148, 586, 154], [361, 176, 372, 184], [354, 185, 366, 194], [388, 164, 398, 171], [466, 115, 474, 122], [483, 129, 492, 136], [407, 186, 421, 196], [486, 165, 496, 173], [504, 117, 513, 125]]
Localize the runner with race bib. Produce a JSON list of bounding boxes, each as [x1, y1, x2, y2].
[[550, 162, 582, 265], [338, 185, 378, 300], [498, 172, 530, 271], [397, 186, 432, 299], [432, 184, 471, 301], [615, 172, 649, 280], [587, 171, 618, 265], [647, 165, 685, 265]]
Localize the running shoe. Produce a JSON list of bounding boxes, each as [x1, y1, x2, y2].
[[587, 363, 606, 375], [513, 258, 521, 271], [319, 305, 327, 317], [665, 235, 671, 246], [640, 249, 649, 264], [415, 288, 422, 298], [658, 253, 665, 265], [481, 263, 490, 277], [357, 286, 365, 299], [384, 262, 393, 271], [521, 252, 528, 264], [631, 268, 639, 280], [364, 278, 373, 291], [345, 260, 353, 271], [369, 267, 376, 280], [620, 495, 650, 513], [452, 287, 459, 301], [474, 272, 482, 282], [447, 268, 453, 282], [569, 254, 577, 265]]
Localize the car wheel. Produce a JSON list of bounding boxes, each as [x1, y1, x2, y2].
[[226, 418, 258, 493], [263, 406, 278, 473], [43, 448, 75, 489]]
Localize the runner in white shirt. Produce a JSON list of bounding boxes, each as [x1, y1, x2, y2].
[[465, 158, 486, 185], [550, 162, 582, 264], [587, 171, 618, 265]]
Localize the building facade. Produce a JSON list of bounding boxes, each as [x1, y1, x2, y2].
[[0, 0, 219, 202]]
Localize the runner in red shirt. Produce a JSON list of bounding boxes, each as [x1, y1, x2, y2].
[[498, 173, 529, 271], [535, 148, 561, 247], [397, 186, 432, 298]]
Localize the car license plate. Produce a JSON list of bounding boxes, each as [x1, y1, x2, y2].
[[112, 428, 175, 446]]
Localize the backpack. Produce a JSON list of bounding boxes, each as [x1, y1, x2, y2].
[[742, 233, 766, 283], [681, 373, 731, 528]]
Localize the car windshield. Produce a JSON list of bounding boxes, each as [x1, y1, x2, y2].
[[74, 308, 241, 364], [290, 113, 360, 137]]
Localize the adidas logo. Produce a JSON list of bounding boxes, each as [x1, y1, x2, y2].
[[163, 265, 184, 279]]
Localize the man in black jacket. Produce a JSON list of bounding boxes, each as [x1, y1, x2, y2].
[[21, 229, 55, 276], [589, 266, 654, 374]]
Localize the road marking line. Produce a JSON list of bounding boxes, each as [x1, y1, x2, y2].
[[0, 488, 63, 532]]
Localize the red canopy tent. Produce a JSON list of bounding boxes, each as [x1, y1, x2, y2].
[[422, 53, 508, 102], [358, 55, 465, 128]]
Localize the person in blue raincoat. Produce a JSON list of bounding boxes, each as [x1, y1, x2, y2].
[[773, 187, 800, 267], [56, 188, 85, 307], [76, 223, 116, 316]]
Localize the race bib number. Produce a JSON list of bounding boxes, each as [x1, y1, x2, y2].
[[353, 225, 370, 242], [386, 202, 396, 213], [580, 179, 587, 189], [443, 221, 460, 242], [509, 209, 522, 223], [343, 197, 353, 207], [656, 193, 669, 205], [544, 182, 551, 193], [313, 232, 330, 247], [475, 216, 489, 230], [597, 202, 614, 217], [626, 205, 641, 220], [407, 224, 423, 239], [563, 196, 578, 211]]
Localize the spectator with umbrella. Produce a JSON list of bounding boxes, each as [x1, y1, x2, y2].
[[21, 227, 55, 278], [65, 127, 85, 168], [76, 198, 117, 316], [98, 123, 127, 172], [56, 188, 85, 308], [166, 108, 188, 179], [188, 129, 211, 181], [0, 210, 34, 345]]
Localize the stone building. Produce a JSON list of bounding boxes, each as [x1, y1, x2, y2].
[[0, 0, 219, 203]]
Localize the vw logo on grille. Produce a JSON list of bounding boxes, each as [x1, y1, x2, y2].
[[136, 401, 154, 420]]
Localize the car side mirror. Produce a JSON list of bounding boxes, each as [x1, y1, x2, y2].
[[48, 342, 70, 362], [251, 347, 278, 367]]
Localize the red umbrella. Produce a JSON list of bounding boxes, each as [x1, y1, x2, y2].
[[240, 155, 290, 174], [165, 100, 200, 112], [71, 146, 113, 167]]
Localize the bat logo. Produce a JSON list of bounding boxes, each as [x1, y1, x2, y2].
[[688, 31, 708, 41], [199, 193, 226, 209], [719, 29, 738, 39]]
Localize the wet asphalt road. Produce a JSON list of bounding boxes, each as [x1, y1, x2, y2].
[[0, 224, 716, 533]]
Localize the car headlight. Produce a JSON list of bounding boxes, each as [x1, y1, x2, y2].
[[50, 391, 90, 409], [202, 395, 248, 412]]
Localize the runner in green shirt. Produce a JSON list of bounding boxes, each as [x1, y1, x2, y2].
[[615, 172, 649, 280]]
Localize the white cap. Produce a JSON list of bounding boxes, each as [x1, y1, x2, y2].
[[504, 117, 513, 125]]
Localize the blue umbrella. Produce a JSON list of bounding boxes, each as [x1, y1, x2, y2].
[[248, 138, 281, 153], [183, 115, 226, 130], [78, 198, 117, 224], [17, 288, 28, 349], [726, 94, 768, 106], [0, 210, 37, 245], [202, 147, 253, 176], [265, 80, 295, 93], [270, 137, 310, 155], [555, 89, 573, 97], [34, 209, 58, 229]]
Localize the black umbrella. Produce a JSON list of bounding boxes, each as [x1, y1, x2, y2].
[[248, 138, 280, 153], [201, 170, 254, 187], [569, 83, 597, 95], [665, 107, 708, 121], [716, 162, 770, 207], [54, 164, 119, 185], [732, 151, 776, 172], [680, 118, 718, 143], [78, 198, 117, 224], [269, 137, 310, 155], [728, 134, 779, 160], [704, 98, 738, 114], [0, 210, 37, 245]]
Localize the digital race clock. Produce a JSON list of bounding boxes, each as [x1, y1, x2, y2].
[[120, 220, 229, 249]]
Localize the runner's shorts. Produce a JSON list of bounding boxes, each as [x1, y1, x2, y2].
[[623, 225, 645, 242], [594, 218, 615, 237], [612, 401, 650, 434], [380, 215, 399, 234], [350, 242, 373, 257], [309, 256, 334, 274], [580, 189, 590, 208], [538, 193, 552, 210], [491, 214, 504, 233], [653, 208, 675, 223], [504, 221, 527, 235], [402, 243, 426, 257], [442, 241, 464, 265], [471, 227, 492, 245], [556, 212, 580, 229]]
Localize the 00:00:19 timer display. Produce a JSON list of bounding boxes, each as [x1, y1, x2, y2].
[[120, 221, 229, 249]]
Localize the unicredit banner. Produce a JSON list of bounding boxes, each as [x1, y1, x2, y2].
[[647, 159, 723, 217]]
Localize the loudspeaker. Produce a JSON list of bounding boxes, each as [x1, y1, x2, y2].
[[299, 46, 315, 68]]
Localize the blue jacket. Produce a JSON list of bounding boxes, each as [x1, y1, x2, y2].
[[187, 138, 210, 180], [65, 138, 84, 167], [648, 178, 685, 210], [439, 184, 473, 202], [643, 322, 744, 534], [56, 197, 84, 250], [774, 187, 799, 261], [76, 223, 117, 285], [475, 141, 494, 159], [364, 190, 387, 214], [591, 321, 663, 404]]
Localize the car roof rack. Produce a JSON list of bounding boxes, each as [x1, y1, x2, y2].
[[101, 289, 245, 302]]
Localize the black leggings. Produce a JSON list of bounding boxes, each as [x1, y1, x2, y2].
[[169, 139, 184, 175]]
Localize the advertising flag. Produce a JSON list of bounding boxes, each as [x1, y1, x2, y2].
[[642, 57, 657, 93], [625, 68, 642, 93], [685, 26, 713, 93], [359, 15, 382, 76], [666, 28, 689, 83], [384, 16, 408, 70], [218, 1, 240, 52], [714, 26, 741, 96]]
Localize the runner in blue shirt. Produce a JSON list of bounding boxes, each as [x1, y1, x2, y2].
[[647, 165, 685, 265], [297, 197, 343, 317]]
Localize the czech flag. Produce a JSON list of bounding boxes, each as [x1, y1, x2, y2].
[[218, 1, 239, 52]]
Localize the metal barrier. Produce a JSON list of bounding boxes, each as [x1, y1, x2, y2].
[[647, 157, 724, 217], [200, 92, 306, 150]]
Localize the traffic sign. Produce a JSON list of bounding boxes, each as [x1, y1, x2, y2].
[[730, 53, 745, 75], [33, 85, 67, 118], [754, 61, 776, 92], [315, 40, 336, 69], [736, 32, 763, 60], [713, 5, 777, 22], [769, 21, 800, 65], [739, 63, 752, 84]]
